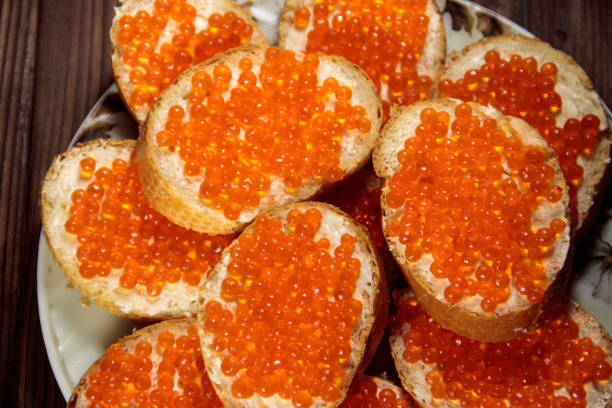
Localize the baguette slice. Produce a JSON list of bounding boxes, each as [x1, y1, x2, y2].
[[136, 45, 383, 234], [197, 201, 388, 407], [41, 139, 233, 320], [341, 375, 415, 407], [111, 0, 269, 124], [435, 34, 612, 234], [390, 290, 612, 408], [373, 98, 572, 342], [67, 318, 223, 407], [278, 0, 446, 110]]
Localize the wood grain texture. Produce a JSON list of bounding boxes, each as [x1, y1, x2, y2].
[[0, 0, 609, 406], [0, 0, 116, 406]]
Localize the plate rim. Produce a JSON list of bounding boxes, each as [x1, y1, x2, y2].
[[37, 234, 74, 400]]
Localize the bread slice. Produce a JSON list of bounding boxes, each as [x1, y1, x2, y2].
[[110, 0, 269, 124], [136, 45, 383, 234], [277, 0, 446, 105], [373, 98, 572, 342], [197, 201, 388, 407], [41, 138, 232, 320], [67, 318, 223, 407], [390, 290, 612, 407], [342, 375, 415, 407], [435, 34, 612, 233]]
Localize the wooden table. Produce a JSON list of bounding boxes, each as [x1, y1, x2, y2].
[[0, 0, 610, 406]]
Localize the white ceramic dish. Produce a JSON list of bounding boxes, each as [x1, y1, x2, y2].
[[37, 0, 612, 400]]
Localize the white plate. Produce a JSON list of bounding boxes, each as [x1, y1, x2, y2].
[[37, 0, 612, 401]]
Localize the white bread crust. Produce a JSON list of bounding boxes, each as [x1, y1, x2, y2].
[[110, 0, 270, 124], [390, 290, 612, 408], [197, 201, 388, 407], [67, 318, 198, 408], [137, 45, 383, 234], [277, 0, 446, 103], [436, 34, 612, 232], [41, 139, 201, 320], [373, 98, 572, 342]]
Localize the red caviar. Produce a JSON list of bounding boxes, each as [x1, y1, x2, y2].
[[341, 377, 414, 407], [295, 0, 432, 117], [156, 48, 371, 221], [385, 103, 566, 311], [319, 166, 384, 248], [65, 153, 233, 296], [392, 295, 612, 407], [117, 0, 254, 111], [84, 324, 222, 407], [203, 209, 363, 406], [438, 50, 601, 212]]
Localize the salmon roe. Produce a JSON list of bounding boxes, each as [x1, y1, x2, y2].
[[438, 51, 601, 214], [319, 166, 385, 248], [117, 0, 254, 111], [156, 48, 371, 221], [341, 377, 413, 407], [295, 0, 432, 118], [203, 209, 363, 406], [385, 103, 566, 312], [65, 153, 233, 296], [84, 325, 222, 407], [391, 295, 612, 407]]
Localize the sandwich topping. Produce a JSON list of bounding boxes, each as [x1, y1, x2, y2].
[[385, 103, 566, 312], [293, 0, 432, 118], [156, 48, 371, 221], [84, 324, 223, 407], [65, 153, 233, 297], [116, 0, 255, 112], [438, 50, 601, 215], [341, 377, 414, 408], [320, 166, 385, 248], [392, 295, 612, 407], [203, 208, 364, 406]]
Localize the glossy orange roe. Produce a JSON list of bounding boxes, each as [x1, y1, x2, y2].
[[341, 378, 413, 408], [156, 48, 371, 221], [117, 0, 254, 111], [391, 295, 612, 407], [438, 51, 601, 213], [385, 103, 566, 312], [85, 325, 222, 408], [203, 209, 363, 406], [319, 166, 385, 248], [295, 0, 432, 118], [65, 154, 233, 296]]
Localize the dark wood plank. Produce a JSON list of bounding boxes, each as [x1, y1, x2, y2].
[[0, 0, 40, 405], [0, 1, 610, 407], [0, 0, 116, 406]]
